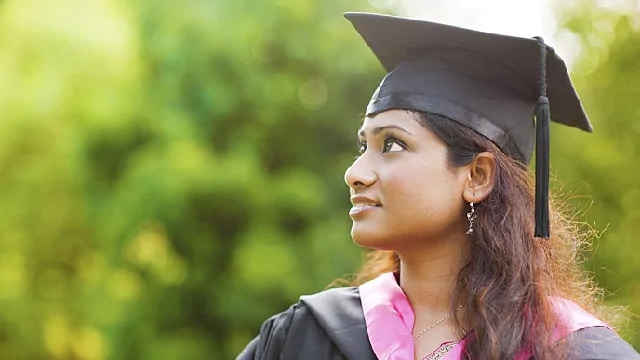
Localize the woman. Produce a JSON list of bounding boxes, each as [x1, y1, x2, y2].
[[237, 12, 640, 360]]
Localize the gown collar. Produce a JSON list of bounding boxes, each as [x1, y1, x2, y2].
[[358, 271, 609, 360], [301, 287, 377, 359]]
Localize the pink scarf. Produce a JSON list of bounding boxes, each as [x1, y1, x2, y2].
[[359, 272, 609, 359]]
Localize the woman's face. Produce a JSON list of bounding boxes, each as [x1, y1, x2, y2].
[[344, 110, 469, 250]]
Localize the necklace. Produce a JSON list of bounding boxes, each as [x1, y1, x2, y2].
[[412, 305, 463, 342], [421, 341, 460, 360]]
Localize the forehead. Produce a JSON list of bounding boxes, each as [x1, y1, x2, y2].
[[359, 109, 419, 131]]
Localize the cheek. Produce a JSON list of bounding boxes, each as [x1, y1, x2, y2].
[[383, 162, 464, 221], [386, 160, 459, 196], [350, 158, 466, 248]]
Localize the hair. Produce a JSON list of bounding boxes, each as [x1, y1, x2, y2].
[[351, 111, 605, 360]]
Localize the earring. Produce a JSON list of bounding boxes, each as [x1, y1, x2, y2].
[[465, 202, 477, 235]]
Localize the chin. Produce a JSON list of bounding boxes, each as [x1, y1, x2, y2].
[[351, 227, 397, 250]]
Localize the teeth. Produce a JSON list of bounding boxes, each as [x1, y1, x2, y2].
[[354, 203, 378, 207]]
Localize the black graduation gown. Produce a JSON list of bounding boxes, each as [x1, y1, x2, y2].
[[237, 287, 640, 360]]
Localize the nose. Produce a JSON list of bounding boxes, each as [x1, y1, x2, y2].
[[344, 155, 376, 190]]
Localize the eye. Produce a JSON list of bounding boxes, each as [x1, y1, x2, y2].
[[383, 138, 405, 153], [357, 141, 367, 154], [353, 141, 366, 160]]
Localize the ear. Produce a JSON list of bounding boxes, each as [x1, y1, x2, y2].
[[462, 152, 496, 203]]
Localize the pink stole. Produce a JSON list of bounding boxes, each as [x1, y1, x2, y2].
[[359, 272, 609, 360]]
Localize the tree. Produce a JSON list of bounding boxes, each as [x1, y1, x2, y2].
[[0, 0, 637, 358], [0, 0, 377, 358], [553, 0, 640, 347]]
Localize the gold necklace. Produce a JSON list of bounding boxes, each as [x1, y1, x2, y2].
[[412, 305, 463, 342]]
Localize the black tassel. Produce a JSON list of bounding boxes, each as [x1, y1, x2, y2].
[[533, 36, 550, 239], [534, 96, 550, 239]]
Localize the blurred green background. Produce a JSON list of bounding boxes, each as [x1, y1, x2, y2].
[[0, 0, 638, 359]]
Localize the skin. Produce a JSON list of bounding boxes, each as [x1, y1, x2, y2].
[[344, 109, 496, 359]]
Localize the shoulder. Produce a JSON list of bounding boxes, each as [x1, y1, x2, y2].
[[549, 298, 639, 359], [236, 300, 303, 360], [256, 286, 361, 334], [568, 327, 640, 359], [237, 286, 374, 360], [299, 286, 361, 318], [550, 297, 608, 334]]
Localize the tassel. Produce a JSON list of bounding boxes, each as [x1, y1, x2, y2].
[[534, 96, 550, 239], [533, 36, 550, 239]]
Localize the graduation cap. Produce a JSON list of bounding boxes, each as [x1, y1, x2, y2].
[[344, 12, 593, 239]]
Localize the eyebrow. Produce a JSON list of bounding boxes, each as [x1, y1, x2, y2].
[[358, 125, 413, 138]]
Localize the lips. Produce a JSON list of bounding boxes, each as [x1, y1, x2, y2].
[[350, 195, 382, 207], [349, 195, 381, 218]]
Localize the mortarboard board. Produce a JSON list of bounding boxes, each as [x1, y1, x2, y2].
[[344, 12, 593, 239]]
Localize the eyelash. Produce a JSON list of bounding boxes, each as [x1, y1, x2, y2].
[[356, 131, 406, 156]]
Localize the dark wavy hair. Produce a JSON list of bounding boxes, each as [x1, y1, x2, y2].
[[352, 111, 605, 359]]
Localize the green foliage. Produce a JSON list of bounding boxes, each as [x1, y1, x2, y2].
[[0, 0, 379, 358], [0, 0, 637, 358], [554, 0, 640, 345]]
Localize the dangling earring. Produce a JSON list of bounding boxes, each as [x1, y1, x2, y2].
[[465, 202, 477, 235]]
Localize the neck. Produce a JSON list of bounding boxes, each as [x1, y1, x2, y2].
[[396, 234, 468, 315]]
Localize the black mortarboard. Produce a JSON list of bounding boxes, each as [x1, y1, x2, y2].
[[345, 12, 593, 239]]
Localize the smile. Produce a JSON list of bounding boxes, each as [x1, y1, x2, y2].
[[353, 203, 379, 208], [349, 203, 381, 218]]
